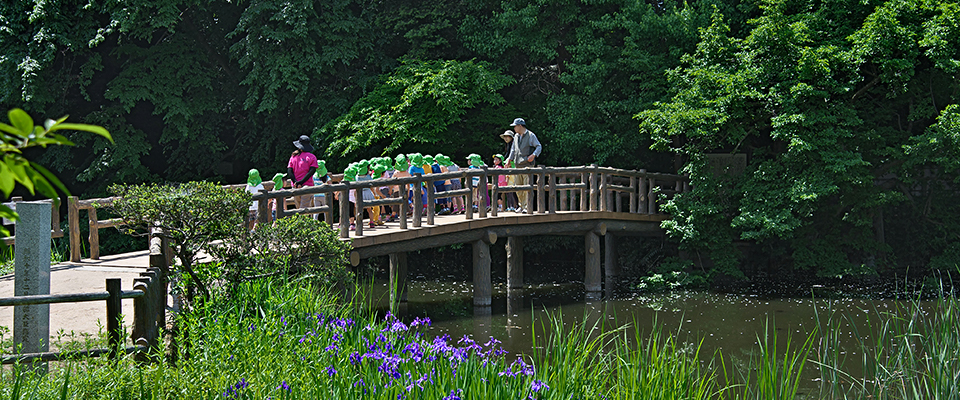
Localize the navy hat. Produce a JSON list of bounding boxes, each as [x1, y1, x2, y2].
[[293, 135, 314, 153], [510, 118, 526, 127]]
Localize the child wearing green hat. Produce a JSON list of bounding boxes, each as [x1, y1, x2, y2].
[[245, 169, 265, 230]]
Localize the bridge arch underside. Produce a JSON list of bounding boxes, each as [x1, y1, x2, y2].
[[347, 212, 669, 306]]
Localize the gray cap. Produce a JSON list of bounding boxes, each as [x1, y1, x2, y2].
[[510, 118, 526, 127]]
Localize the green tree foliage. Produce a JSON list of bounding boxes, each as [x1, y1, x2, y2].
[[0, 108, 110, 235], [109, 181, 250, 301], [639, 0, 960, 277], [324, 59, 514, 157]]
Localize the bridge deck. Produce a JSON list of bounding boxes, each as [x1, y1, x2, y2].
[[345, 210, 669, 259]]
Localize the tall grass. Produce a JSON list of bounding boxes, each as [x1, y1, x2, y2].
[[0, 240, 68, 276], [815, 292, 960, 400], [4, 277, 960, 399]]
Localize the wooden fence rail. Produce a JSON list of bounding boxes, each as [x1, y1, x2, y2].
[[1, 236, 169, 364]]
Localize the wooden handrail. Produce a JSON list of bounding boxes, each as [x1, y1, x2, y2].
[[63, 165, 688, 255]]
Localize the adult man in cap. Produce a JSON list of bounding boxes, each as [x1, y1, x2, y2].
[[505, 118, 542, 213]]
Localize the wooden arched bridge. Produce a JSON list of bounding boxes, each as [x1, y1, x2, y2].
[[63, 165, 688, 307]]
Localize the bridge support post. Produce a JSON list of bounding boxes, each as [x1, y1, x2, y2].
[[473, 240, 492, 306], [585, 230, 602, 292], [389, 252, 408, 313], [507, 236, 523, 290], [604, 234, 618, 294], [14, 201, 51, 371]]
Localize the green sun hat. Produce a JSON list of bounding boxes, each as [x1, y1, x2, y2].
[[248, 169, 262, 186], [493, 154, 504, 163], [343, 164, 358, 182], [357, 159, 371, 175], [317, 160, 328, 176], [394, 154, 408, 171], [424, 155, 435, 166], [467, 153, 483, 167], [272, 172, 285, 189], [411, 153, 424, 167], [373, 163, 387, 176], [440, 155, 452, 166]]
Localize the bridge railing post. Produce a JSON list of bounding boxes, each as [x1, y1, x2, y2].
[[589, 165, 598, 211], [490, 169, 499, 217], [629, 176, 637, 213], [426, 177, 435, 225], [647, 177, 657, 214], [536, 166, 545, 214], [355, 186, 364, 236], [399, 183, 408, 230], [548, 168, 556, 214], [339, 184, 350, 238], [465, 170, 474, 220], [638, 170, 648, 214], [581, 171, 589, 211], [413, 174, 423, 227], [527, 169, 535, 213], [479, 168, 488, 218]]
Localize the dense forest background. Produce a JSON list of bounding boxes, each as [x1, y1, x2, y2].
[[2, 0, 958, 279]]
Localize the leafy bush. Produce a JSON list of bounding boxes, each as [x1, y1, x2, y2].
[[110, 181, 250, 301], [213, 214, 352, 288]]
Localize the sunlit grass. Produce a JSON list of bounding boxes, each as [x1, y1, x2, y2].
[[2, 276, 960, 399]]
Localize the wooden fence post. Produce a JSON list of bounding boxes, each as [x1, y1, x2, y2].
[[68, 196, 81, 262], [559, 175, 567, 211], [132, 277, 151, 361], [88, 207, 100, 260], [629, 176, 637, 213], [548, 171, 557, 214], [536, 166, 545, 214], [106, 278, 121, 359]]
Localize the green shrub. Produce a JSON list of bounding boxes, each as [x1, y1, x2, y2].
[[110, 181, 250, 301], [213, 214, 352, 289]]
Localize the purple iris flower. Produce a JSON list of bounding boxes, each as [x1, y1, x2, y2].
[[326, 365, 337, 376], [277, 381, 290, 393], [531, 379, 549, 393], [442, 389, 462, 400]]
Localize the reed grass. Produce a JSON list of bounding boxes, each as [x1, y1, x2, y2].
[[3, 277, 960, 399]]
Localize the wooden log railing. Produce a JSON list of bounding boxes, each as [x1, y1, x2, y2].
[[251, 165, 689, 239], [0, 235, 169, 364], [57, 166, 687, 260]]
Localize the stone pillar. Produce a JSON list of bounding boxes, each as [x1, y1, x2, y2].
[[473, 240, 492, 306], [14, 201, 52, 366], [389, 252, 408, 312], [604, 234, 618, 295], [506, 236, 523, 289], [584, 231, 601, 292]]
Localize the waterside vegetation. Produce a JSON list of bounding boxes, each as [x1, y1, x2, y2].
[[2, 275, 959, 400]]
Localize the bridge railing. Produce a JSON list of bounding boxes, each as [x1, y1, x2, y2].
[[57, 165, 687, 258], [251, 165, 689, 239]]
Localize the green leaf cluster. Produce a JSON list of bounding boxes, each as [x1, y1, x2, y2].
[[639, 0, 960, 277], [109, 181, 249, 301]]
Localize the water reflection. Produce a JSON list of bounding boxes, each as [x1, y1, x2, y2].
[[362, 278, 938, 390]]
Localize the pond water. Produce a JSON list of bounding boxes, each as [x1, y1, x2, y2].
[[361, 279, 940, 394]]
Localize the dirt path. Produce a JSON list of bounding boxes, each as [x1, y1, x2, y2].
[[0, 251, 153, 350]]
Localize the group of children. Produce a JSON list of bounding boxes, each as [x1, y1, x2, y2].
[[244, 151, 522, 231]]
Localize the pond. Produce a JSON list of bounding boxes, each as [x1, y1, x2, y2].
[[361, 279, 943, 396]]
